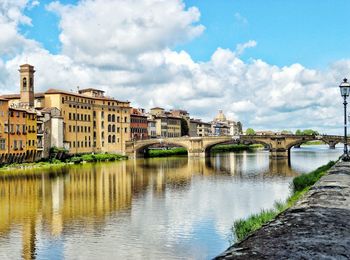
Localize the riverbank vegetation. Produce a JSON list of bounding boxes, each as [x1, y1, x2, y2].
[[145, 148, 188, 157], [301, 140, 325, 145], [232, 160, 336, 242], [145, 144, 264, 158], [0, 153, 127, 172], [211, 144, 263, 153]]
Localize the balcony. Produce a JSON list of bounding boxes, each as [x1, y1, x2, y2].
[[37, 130, 44, 136]]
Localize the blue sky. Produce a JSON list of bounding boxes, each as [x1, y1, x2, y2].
[[2, 0, 349, 132], [20, 0, 350, 68]]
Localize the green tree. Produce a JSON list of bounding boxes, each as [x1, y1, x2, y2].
[[246, 128, 255, 135], [237, 122, 243, 134], [281, 130, 293, 135], [302, 129, 319, 136], [180, 118, 189, 136], [295, 129, 302, 135]]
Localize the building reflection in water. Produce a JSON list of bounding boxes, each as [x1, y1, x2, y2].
[[0, 152, 298, 259]]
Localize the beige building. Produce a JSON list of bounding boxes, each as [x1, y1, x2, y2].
[[149, 108, 181, 138], [44, 88, 131, 154], [197, 121, 212, 137]]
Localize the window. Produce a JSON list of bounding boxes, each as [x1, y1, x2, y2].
[[23, 77, 27, 90], [0, 139, 5, 150]]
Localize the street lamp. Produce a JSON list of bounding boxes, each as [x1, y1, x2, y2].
[[339, 78, 350, 161]]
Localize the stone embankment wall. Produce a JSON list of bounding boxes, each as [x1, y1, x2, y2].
[[216, 161, 350, 259]]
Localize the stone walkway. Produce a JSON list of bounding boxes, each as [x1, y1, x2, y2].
[[215, 161, 350, 259]]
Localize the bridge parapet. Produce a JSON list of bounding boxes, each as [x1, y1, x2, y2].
[[125, 134, 343, 159]]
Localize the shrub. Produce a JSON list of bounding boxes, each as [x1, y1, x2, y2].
[[233, 209, 277, 241], [293, 160, 335, 192]]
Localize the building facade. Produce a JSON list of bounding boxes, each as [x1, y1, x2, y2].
[[148, 108, 181, 138], [189, 119, 199, 137], [211, 110, 242, 136], [0, 99, 8, 162], [130, 108, 148, 140], [44, 88, 131, 154], [197, 121, 212, 137]]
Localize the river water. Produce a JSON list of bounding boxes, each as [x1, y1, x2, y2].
[[0, 145, 342, 259]]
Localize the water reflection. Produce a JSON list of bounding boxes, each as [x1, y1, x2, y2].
[[0, 147, 342, 259]]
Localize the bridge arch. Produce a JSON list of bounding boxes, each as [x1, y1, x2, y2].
[[128, 139, 191, 158], [287, 136, 341, 150]]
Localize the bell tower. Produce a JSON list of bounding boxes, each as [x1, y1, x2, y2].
[[19, 64, 35, 107]]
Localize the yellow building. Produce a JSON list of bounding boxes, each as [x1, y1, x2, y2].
[[25, 110, 37, 161], [43, 88, 131, 154]]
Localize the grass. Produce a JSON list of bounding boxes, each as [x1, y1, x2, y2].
[[211, 144, 263, 153], [302, 140, 325, 145], [0, 153, 128, 173], [232, 160, 336, 243], [146, 144, 264, 158], [145, 148, 188, 158]]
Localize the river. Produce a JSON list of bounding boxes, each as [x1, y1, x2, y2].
[[0, 145, 342, 259]]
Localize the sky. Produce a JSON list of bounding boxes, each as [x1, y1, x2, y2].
[[1, 0, 350, 133]]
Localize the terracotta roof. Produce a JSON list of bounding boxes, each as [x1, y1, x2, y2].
[[9, 107, 35, 113], [0, 93, 45, 99], [45, 88, 129, 104], [131, 113, 147, 118]]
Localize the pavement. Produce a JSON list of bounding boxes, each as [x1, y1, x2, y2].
[[215, 161, 350, 259]]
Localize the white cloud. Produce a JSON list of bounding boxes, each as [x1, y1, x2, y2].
[[0, 0, 348, 134], [234, 12, 248, 26], [235, 40, 257, 56], [47, 0, 205, 68]]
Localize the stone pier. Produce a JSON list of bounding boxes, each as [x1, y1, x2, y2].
[[216, 161, 350, 259]]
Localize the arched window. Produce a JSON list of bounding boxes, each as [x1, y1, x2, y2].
[[112, 135, 116, 143], [108, 114, 111, 122], [108, 125, 111, 132], [108, 135, 111, 143], [23, 77, 27, 90], [112, 115, 115, 122], [112, 125, 115, 132]]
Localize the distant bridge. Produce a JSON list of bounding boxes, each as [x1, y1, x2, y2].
[[125, 135, 343, 159]]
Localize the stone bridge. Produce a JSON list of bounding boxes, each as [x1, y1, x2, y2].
[[125, 135, 343, 159]]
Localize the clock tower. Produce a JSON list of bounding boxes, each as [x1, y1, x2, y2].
[[19, 64, 35, 107]]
